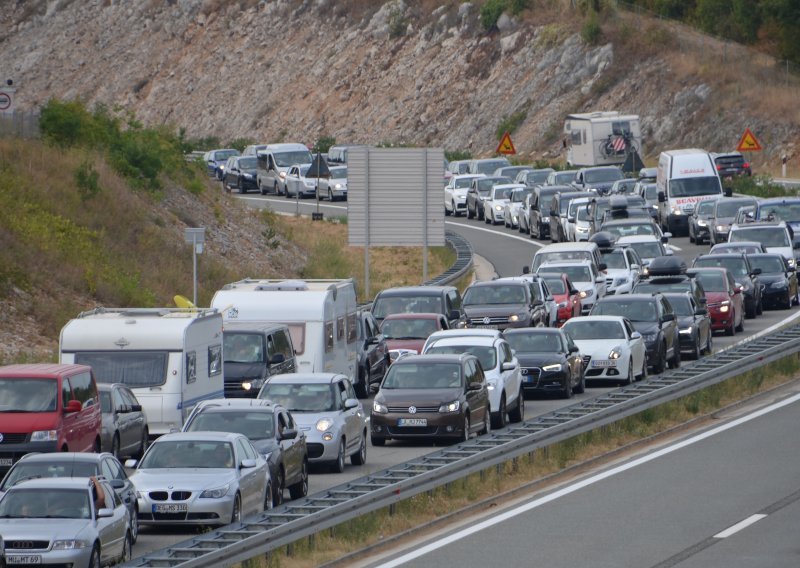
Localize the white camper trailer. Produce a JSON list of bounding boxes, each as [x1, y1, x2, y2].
[[59, 307, 224, 437], [211, 279, 358, 380], [564, 112, 642, 167]]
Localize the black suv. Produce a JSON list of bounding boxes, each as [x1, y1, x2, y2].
[[712, 151, 752, 180], [590, 293, 681, 374], [466, 176, 511, 220], [355, 310, 389, 398], [371, 285, 465, 328], [528, 185, 566, 239], [462, 280, 548, 330], [691, 253, 763, 318]]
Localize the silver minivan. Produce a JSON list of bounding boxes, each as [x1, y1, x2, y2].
[[256, 143, 313, 195]]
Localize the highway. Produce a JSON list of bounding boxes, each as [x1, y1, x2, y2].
[[129, 194, 800, 560]]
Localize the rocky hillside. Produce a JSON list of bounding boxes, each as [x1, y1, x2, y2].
[[2, 0, 799, 169]]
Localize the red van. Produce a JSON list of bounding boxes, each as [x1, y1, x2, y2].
[[0, 364, 102, 473]]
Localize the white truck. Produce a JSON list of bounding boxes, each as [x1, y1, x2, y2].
[[656, 149, 725, 237], [211, 279, 358, 382], [59, 307, 224, 437], [564, 111, 642, 167]]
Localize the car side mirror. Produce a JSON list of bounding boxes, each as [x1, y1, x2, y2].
[[631, 264, 640, 271], [109, 479, 125, 490], [751, 268, 762, 276], [64, 399, 82, 413], [269, 353, 286, 365], [522, 266, 530, 274], [532, 300, 544, 307], [569, 345, 579, 353], [570, 288, 579, 295], [665, 248, 674, 256], [661, 313, 676, 323], [449, 309, 461, 320], [124, 459, 138, 469], [568, 216, 576, 223], [130, 404, 142, 412], [468, 381, 484, 391], [97, 508, 114, 519], [240, 458, 257, 469], [724, 187, 733, 197], [546, 295, 554, 302], [595, 276, 605, 284], [598, 263, 607, 271], [695, 308, 708, 316], [344, 398, 359, 410], [631, 331, 643, 340], [366, 336, 379, 346], [657, 191, 666, 203], [280, 428, 298, 441], [550, 208, 558, 217], [501, 362, 516, 371]]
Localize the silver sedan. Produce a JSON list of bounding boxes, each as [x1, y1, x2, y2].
[[126, 431, 272, 527]]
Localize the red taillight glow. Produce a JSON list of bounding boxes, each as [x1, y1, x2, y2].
[[716, 164, 723, 170], [742, 162, 749, 169]]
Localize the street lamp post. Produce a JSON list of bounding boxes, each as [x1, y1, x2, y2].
[[183, 228, 205, 306]]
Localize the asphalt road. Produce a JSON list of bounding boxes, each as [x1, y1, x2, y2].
[[357, 385, 800, 568], [130, 193, 800, 559]]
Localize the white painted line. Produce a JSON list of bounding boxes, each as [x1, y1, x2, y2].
[[667, 243, 682, 252], [373, 392, 800, 568], [713, 514, 767, 539], [444, 221, 545, 247]]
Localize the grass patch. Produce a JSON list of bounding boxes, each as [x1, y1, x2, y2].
[[233, 352, 800, 568]]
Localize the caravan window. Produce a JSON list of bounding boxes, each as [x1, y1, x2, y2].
[[571, 130, 582, 145], [337, 316, 345, 342], [74, 352, 168, 388], [612, 121, 632, 136], [286, 324, 306, 356], [186, 351, 197, 384], [325, 321, 334, 353], [208, 345, 222, 376], [347, 313, 357, 343]]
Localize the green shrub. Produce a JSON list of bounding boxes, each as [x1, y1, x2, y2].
[[508, 0, 527, 15], [581, 9, 602, 44], [446, 150, 473, 162], [481, 0, 507, 32], [496, 110, 527, 139], [74, 160, 101, 201], [730, 174, 794, 199], [313, 135, 336, 154], [388, 6, 407, 38]]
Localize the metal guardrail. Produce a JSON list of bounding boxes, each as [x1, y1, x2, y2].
[[424, 229, 474, 287], [125, 322, 800, 567]]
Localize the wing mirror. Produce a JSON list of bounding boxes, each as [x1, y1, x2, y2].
[[280, 428, 298, 441], [64, 399, 82, 413], [750, 268, 762, 276], [468, 381, 484, 391], [657, 191, 666, 203], [631, 331, 643, 340], [269, 353, 286, 364]]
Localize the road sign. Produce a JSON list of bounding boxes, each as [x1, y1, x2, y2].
[[0, 90, 12, 112], [736, 128, 762, 152], [496, 131, 517, 155]]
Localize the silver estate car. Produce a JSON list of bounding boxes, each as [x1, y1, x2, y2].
[[126, 431, 272, 527], [257, 373, 368, 473], [0, 476, 132, 567]]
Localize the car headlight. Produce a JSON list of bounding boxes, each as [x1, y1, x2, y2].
[[373, 401, 388, 414], [219, 165, 225, 171], [679, 326, 693, 335], [200, 484, 231, 499], [241, 377, 266, 391], [643, 333, 658, 343], [509, 313, 527, 322], [579, 289, 594, 299], [487, 379, 497, 390], [316, 418, 334, 432], [789, 258, 796, 268], [543, 217, 550, 222], [697, 219, 707, 227], [52, 540, 91, 550], [614, 277, 629, 286], [495, 205, 503, 211], [608, 349, 622, 360], [334, 183, 343, 190], [279, 171, 286, 179], [671, 207, 682, 216], [31, 430, 57, 442], [439, 400, 460, 413], [716, 224, 728, 232], [576, 226, 589, 233], [770, 280, 788, 289], [542, 363, 562, 372]]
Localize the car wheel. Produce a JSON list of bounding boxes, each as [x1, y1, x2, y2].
[[273, 467, 285, 506], [561, 376, 574, 399], [756, 297, 763, 316], [332, 438, 346, 473], [111, 433, 121, 460], [688, 226, 695, 244], [726, 316, 736, 336], [288, 459, 309, 500], [230, 493, 242, 524], [93, 437, 101, 453], [704, 332, 713, 355], [273, 182, 280, 195], [639, 357, 648, 381], [121, 532, 132, 564], [480, 409, 491, 436], [89, 544, 101, 568], [574, 368, 586, 393], [371, 436, 386, 447], [745, 300, 757, 319], [653, 343, 666, 374], [351, 433, 367, 465], [508, 388, 525, 422], [460, 415, 471, 443], [134, 428, 148, 460], [259, 180, 266, 196], [492, 395, 507, 428], [264, 479, 274, 510], [129, 507, 139, 544], [354, 367, 369, 399], [784, 291, 793, 310], [467, 205, 474, 219], [625, 359, 634, 385], [238, 180, 245, 194], [691, 335, 701, 360], [736, 312, 744, 332]]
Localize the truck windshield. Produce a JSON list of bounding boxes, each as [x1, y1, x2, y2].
[[0, 378, 57, 413], [273, 150, 313, 167], [669, 176, 721, 198], [75, 352, 168, 388]]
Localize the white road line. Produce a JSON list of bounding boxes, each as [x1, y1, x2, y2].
[[373, 392, 800, 568], [444, 221, 545, 247], [713, 514, 768, 539], [667, 243, 682, 252]]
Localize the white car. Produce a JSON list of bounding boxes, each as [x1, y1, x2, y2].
[[537, 260, 607, 315], [422, 329, 524, 429], [503, 186, 532, 228], [567, 197, 592, 242], [318, 165, 348, 201], [600, 247, 644, 295], [616, 235, 673, 268], [561, 315, 647, 384], [284, 164, 318, 198], [484, 183, 524, 225], [445, 174, 484, 217], [728, 221, 795, 268]]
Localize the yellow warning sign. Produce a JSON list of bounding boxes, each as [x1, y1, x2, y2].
[[736, 128, 762, 152], [496, 131, 517, 155]]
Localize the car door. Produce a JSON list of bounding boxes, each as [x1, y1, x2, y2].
[[499, 340, 521, 406], [234, 438, 260, 514], [111, 387, 133, 455], [659, 296, 678, 359], [101, 456, 136, 514], [564, 333, 583, 379], [464, 360, 489, 432], [624, 319, 645, 371], [337, 379, 362, 455], [277, 410, 300, 484], [97, 480, 127, 564], [285, 166, 298, 196]]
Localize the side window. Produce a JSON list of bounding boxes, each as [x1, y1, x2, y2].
[[473, 361, 486, 384], [661, 297, 672, 315], [336, 381, 348, 407], [337, 316, 345, 342], [236, 438, 254, 461], [104, 457, 127, 481], [325, 321, 334, 353], [186, 351, 197, 384], [500, 342, 513, 363], [464, 360, 476, 385], [266, 334, 277, 359], [344, 379, 357, 400], [624, 320, 635, 337], [62, 380, 71, 409], [112, 388, 126, 411], [69, 372, 96, 407], [449, 290, 462, 311], [347, 313, 358, 344], [273, 330, 294, 360], [120, 388, 138, 408], [208, 344, 222, 376], [100, 459, 115, 482]]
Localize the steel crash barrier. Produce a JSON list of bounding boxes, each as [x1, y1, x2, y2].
[[125, 323, 800, 567]]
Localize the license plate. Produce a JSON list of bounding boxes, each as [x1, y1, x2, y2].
[[397, 418, 427, 427], [7, 556, 42, 565], [0, 458, 13, 466], [592, 360, 617, 368], [474, 324, 498, 329], [153, 503, 188, 514], [524, 375, 535, 383]]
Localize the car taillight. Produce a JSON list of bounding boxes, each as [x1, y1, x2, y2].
[[742, 162, 749, 169], [716, 164, 723, 170]]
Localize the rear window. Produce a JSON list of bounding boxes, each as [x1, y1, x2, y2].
[[186, 410, 275, 441]]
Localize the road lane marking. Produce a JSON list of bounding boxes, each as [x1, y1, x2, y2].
[[713, 514, 767, 538], [372, 391, 800, 568], [444, 221, 545, 247]]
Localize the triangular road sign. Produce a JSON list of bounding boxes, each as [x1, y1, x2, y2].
[[306, 152, 331, 178], [736, 128, 762, 152], [496, 131, 517, 155]]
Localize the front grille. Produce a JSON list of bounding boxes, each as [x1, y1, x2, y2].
[[151, 512, 189, 521], [148, 491, 168, 501], [307, 443, 324, 459], [223, 384, 258, 398], [387, 405, 439, 413], [468, 316, 508, 325], [5, 540, 50, 550], [171, 491, 192, 501], [0, 433, 28, 444]]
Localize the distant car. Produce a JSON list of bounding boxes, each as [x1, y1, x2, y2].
[[466, 176, 511, 220], [747, 253, 799, 310], [371, 286, 465, 328], [98, 383, 148, 460], [709, 197, 759, 243], [128, 431, 272, 526], [728, 220, 796, 268], [709, 241, 768, 255], [692, 253, 763, 318], [493, 165, 531, 180], [206, 148, 240, 179], [561, 316, 647, 384], [284, 164, 318, 198], [688, 267, 745, 336], [503, 274, 558, 327], [223, 155, 258, 194], [540, 272, 582, 326], [370, 353, 491, 445], [446, 159, 472, 177], [633, 256, 707, 308], [381, 312, 450, 363], [662, 292, 713, 360], [527, 185, 568, 239], [566, 197, 592, 242], [181, 398, 309, 505], [355, 310, 390, 397], [609, 178, 638, 195], [0, 477, 132, 567], [467, 158, 511, 176], [503, 328, 584, 398], [572, 166, 624, 195], [257, 373, 368, 472], [518, 168, 556, 187], [544, 169, 577, 186], [600, 246, 643, 295], [633, 181, 660, 220], [616, 234, 673, 267], [600, 218, 666, 241], [550, 191, 593, 243], [422, 329, 524, 428], [484, 183, 521, 225], [712, 151, 752, 179], [317, 165, 348, 201], [445, 174, 485, 217], [688, 198, 717, 245], [0, 451, 139, 544], [503, 186, 532, 228], [537, 260, 607, 315], [462, 280, 548, 330]]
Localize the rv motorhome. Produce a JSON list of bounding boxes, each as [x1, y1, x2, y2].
[[59, 307, 224, 437], [564, 112, 642, 167]]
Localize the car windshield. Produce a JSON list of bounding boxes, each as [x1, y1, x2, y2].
[[0, 378, 57, 413], [273, 150, 313, 167], [504, 332, 563, 353], [568, 200, 588, 217], [381, 318, 440, 340], [730, 227, 790, 247], [602, 251, 627, 269], [463, 284, 526, 305], [694, 257, 748, 278], [0, 488, 92, 519], [748, 256, 786, 274], [692, 271, 726, 292], [604, 223, 657, 237], [757, 203, 800, 222], [540, 266, 592, 283], [0, 461, 98, 491], [593, 300, 657, 322], [669, 176, 721, 198], [330, 167, 347, 179], [667, 296, 693, 316], [224, 332, 264, 364], [186, 411, 275, 441], [542, 277, 566, 295], [696, 200, 716, 215], [239, 157, 257, 169], [626, 242, 662, 259], [475, 160, 510, 175], [563, 320, 626, 340], [258, 382, 337, 413], [139, 440, 235, 469], [372, 295, 443, 319], [491, 187, 514, 200], [424, 345, 496, 371], [585, 168, 623, 183], [635, 281, 690, 295], [382, 362, 463, 389], [576, 207, 591, 221], [214, 150, 239, 160], [532, 251, 591, 270], [716, 200, 756, 217]]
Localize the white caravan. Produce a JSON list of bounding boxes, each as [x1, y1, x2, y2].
[[211, 279, 358, 381], [59, 307, 224, 437], [564, 111, 642, 167]]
